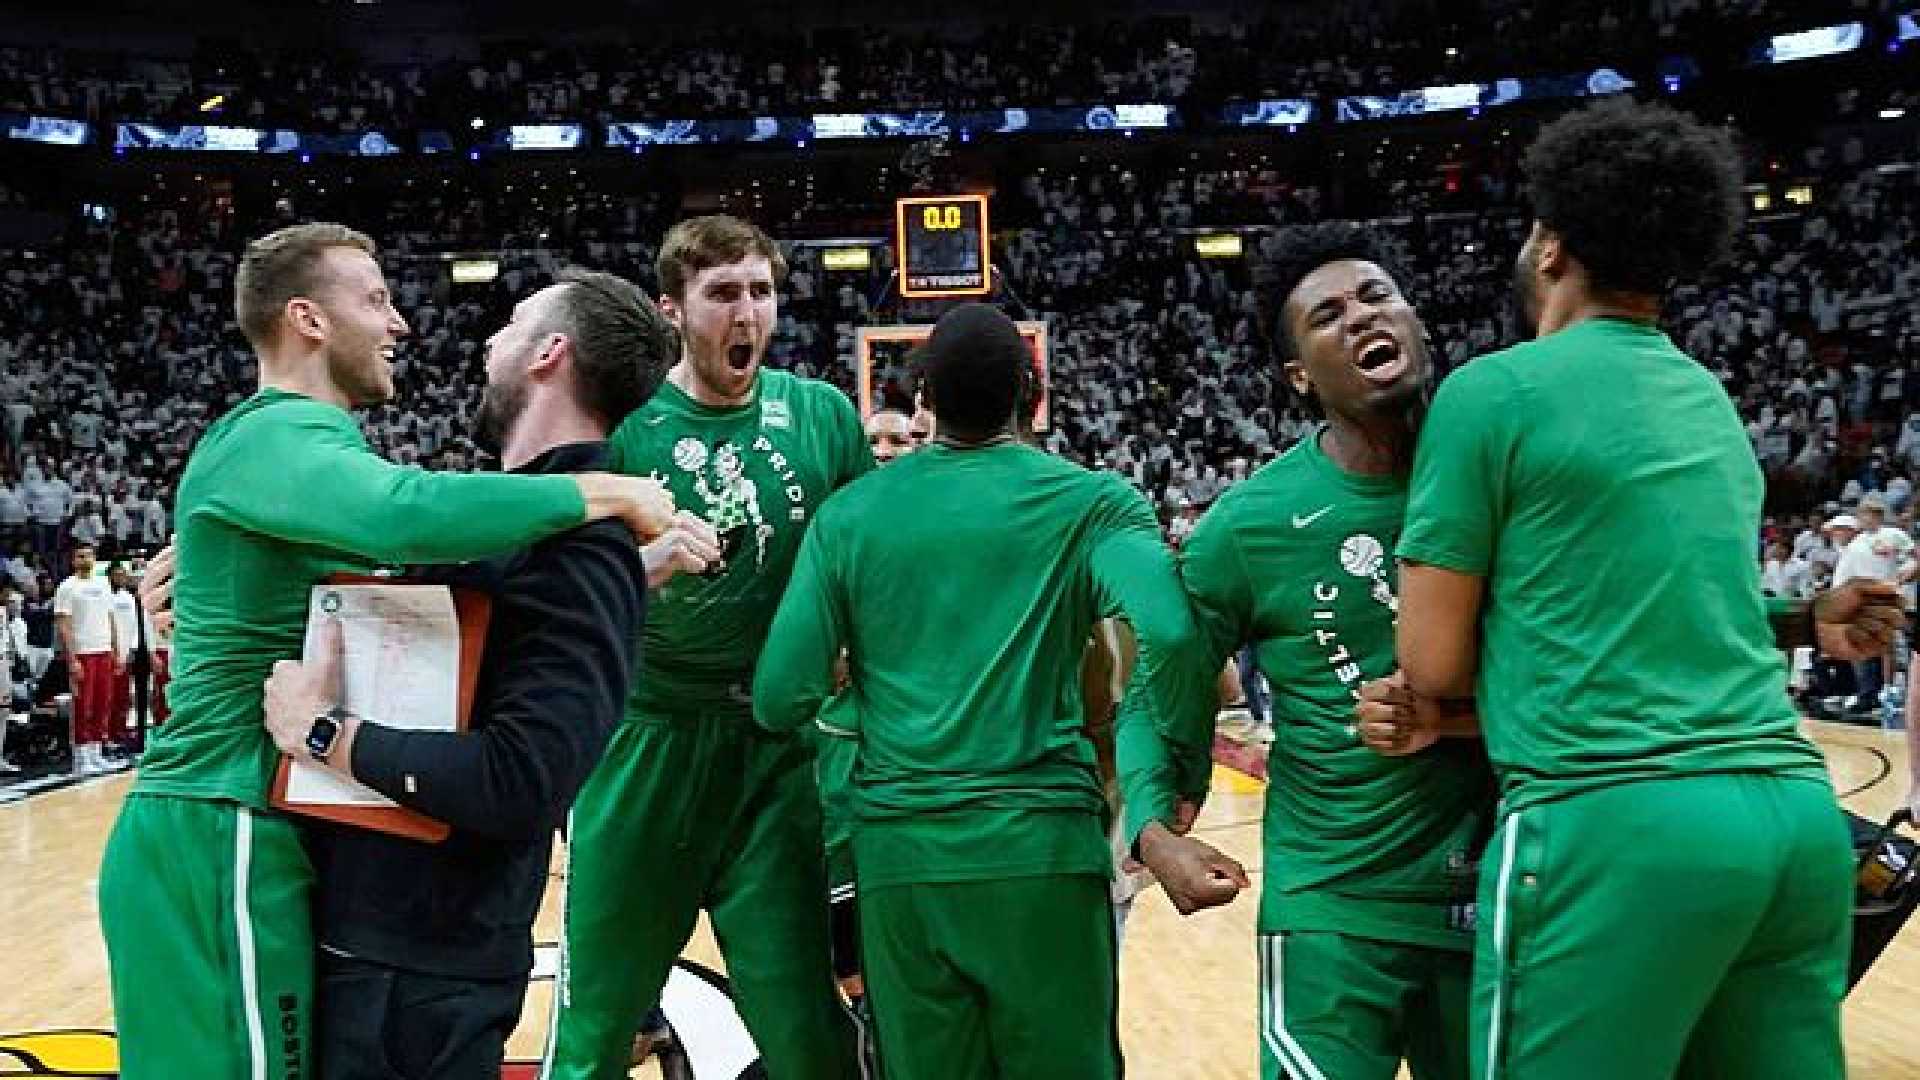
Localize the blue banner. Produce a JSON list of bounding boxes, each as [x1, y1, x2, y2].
[[607, 104, 1180, 148], [1748, 22, 1864, 65], [114, 123, 399, 154], [7, 114, 90, 146], [1223, 99, 1315, 127], [1337, 68, 1632, 122], [490, 124, 585, 150]]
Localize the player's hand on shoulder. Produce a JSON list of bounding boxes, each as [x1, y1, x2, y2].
[[642, 511, 721, 588], [578, 472, 677, 542]]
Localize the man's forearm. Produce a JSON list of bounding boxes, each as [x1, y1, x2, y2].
[[1433, 696, 1482, 737]]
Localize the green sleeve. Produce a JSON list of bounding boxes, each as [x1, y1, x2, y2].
[[1113, 495, 1254, 845], [824, 383, 877, 489], [1086, 481, 1215, 846], [200, 400, 586, 564], [1115, 692, 1185, 847], [1397, 363, 1515, 574], [753, 516, 846, 733]]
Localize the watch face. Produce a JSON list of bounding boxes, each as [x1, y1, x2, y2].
[[306, 712, 340, 762]]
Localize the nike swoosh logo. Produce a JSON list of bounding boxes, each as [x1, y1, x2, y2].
[[646, 416, 667, 426], [1292, 506, 1334, 529]]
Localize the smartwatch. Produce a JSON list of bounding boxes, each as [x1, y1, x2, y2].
[[307, 706, 349, 765]]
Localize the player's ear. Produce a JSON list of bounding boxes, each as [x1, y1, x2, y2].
[[530, 333, 568, 376], [287, 297, 327, 344], [1536, 228, 1569, 282], [1286, 358, 1312, 398], [657, 293, 682, 330]]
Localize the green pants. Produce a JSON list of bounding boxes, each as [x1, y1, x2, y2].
[[1258, 932, 1470, 1080], [98, 794, 316, 1080], [861, 873, 1119, 1080], [545, 710, 857, 1080], [1475, 771, 1851, 1079]]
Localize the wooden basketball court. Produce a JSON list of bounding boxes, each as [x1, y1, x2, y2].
[[4, 720, 1916, 1077]]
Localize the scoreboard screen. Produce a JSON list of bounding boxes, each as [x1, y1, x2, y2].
[[895, 194, 991, 298]]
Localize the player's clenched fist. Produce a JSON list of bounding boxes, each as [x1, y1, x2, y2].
[[1813, 580, 1903, 661], [1356, 669, 1479, 757], [1356, 671, 1440, 757], [1138, 821, 1250, 916], [643, 511, 723, 588]]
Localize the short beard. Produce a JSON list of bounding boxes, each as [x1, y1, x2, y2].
[[474, 375, 527, 459]]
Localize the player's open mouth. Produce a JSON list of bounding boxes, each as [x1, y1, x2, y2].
[[380, 345, 397, 362], [727, 342, 754, 371], [1353, 333, 1408, 386]]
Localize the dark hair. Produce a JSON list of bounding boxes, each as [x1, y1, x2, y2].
[[1251, 221, 1403, 363], [1522, 96, 1745, 295], [917, 305, 1032, 442], [655, 215, 788, 301], [925, 356, 1022, 442], [552, 268, 676, 426]]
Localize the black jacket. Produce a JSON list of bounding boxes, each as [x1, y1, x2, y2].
[[305, 441, 646, 980]]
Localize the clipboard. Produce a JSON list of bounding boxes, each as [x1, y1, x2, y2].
[[269, 574, 492, 843]]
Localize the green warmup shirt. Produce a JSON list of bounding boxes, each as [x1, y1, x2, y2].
[[1132, 429, 1493, 949], [609, 369, 872, 714], [136, 388, 587, 808], [814, 690, 860, 886], [753, 442, 1213, 889], [1398, 318, 1827, 815]]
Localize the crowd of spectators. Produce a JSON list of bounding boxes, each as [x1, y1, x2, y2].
[[0, 0, 1902, 132], [1, 150, 1913, 607]]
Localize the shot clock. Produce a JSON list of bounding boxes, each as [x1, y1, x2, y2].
[[895, 194, 992, 298]]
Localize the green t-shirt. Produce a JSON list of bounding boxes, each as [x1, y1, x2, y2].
[[753, 442, 1213, 889], [1154, 430, 1493, 948], [1398, 319, 1826, 814], [136, 389, 587, 807], [608, 369, 872, 716]]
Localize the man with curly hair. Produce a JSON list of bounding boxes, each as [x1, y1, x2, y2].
[[1121, 220, 1496, 1080], [1394, 96, 1854, 1078]]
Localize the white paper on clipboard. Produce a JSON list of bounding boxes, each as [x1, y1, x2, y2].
[[282, 582, 462, 807]]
